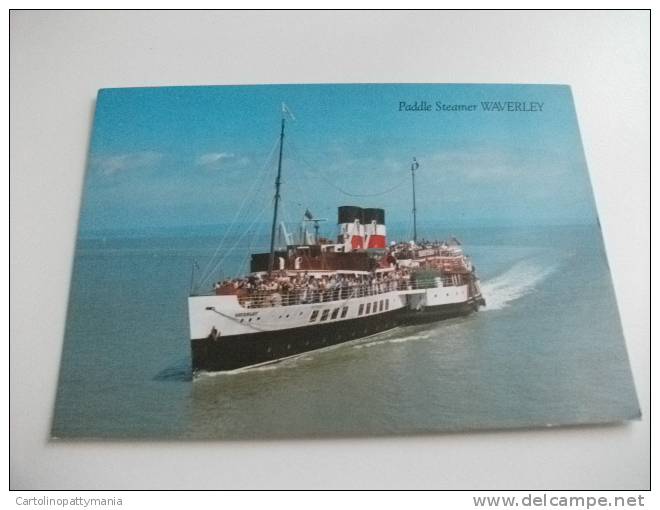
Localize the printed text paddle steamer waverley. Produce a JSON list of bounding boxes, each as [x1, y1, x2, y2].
[[187, 108, 485, 373]]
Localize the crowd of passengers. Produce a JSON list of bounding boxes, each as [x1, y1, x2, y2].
[[389, 238, 462, 260], [214, 269, 415, 307], [212, 238, 467, 307]]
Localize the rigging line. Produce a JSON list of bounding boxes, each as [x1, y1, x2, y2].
[[285, 155, 310, 215], [206, 307, 269, 332], [197, 159, 273, 285], [200, 143, 278, 285], [239, 207, 272, 276], [199, 198, 272, 287], [406, 210, 414, 243], [200, 198, 271, 286], [238, 233, 258, 276], [243, 194, 276, 269], [279, 196, 290, 228], [198, 139, 278, 283], [281, 198, 307, 209], [200, 211, 266, 287], [288, 162, 317, 241], [237, 224, 260, 276], [207, 187, 273, 279], [197, 137, 280, 284], [286, 139, 411, 198]]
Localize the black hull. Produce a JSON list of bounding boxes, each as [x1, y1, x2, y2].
[[401, 299, 481, 324], [191, 300, 483, 373]]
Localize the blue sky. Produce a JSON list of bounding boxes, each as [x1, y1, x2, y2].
[[80, 83, 598, 234]]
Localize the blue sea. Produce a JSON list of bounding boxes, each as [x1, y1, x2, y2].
[[51, 224, 640, 439]]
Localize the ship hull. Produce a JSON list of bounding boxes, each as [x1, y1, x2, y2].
[[191, 308, 401, 372], [401, 298, 483, 324], [191, 301, 481, 373]]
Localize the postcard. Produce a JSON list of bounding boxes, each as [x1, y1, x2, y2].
[[51, 83, 640, 439]]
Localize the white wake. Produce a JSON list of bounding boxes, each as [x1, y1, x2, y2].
[[353, 332, 433, 350], [480, 259, 558, 311]]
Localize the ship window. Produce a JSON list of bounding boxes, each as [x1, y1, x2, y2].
[[385, 299, 389, 310], [341, 306, 348, 318], [320, 309, 330, 321], [331, 308, 339, 320], [365, 303, 371, 314], [373, 301, 377, 313], [358, 304, 364, 316], [379, 300, 384, 312], [309, 310, 319, 322]]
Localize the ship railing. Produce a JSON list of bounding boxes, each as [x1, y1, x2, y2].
[[392, 249, 464, 260], [234, 276, 468, 309]]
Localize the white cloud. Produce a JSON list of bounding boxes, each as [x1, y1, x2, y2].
[[196, 152, 235, 168], [93, 151, 162, 176]]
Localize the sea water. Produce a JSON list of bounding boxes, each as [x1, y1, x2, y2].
[[51, 224, 640, 439]]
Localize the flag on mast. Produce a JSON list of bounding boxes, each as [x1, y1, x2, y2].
[[282, 102, 296, 121]]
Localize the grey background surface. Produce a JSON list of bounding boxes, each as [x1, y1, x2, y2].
[[10, 10, 650, 489]]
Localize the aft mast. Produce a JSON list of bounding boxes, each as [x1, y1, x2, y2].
[[411, 157, 419, 243]]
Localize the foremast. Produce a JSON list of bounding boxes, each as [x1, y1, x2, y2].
[[267, 111, 287, 274]]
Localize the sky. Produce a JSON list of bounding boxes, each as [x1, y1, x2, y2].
[[80, 83, 598, 235]]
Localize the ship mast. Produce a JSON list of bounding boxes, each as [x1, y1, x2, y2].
[[411, 157, 419, 243], [267, 115, 286, 274]]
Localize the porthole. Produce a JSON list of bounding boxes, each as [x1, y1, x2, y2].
[[287, 344, 291, 350]]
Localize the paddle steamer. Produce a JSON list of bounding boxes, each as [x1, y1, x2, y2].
[[188, 110, 485, 373]]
